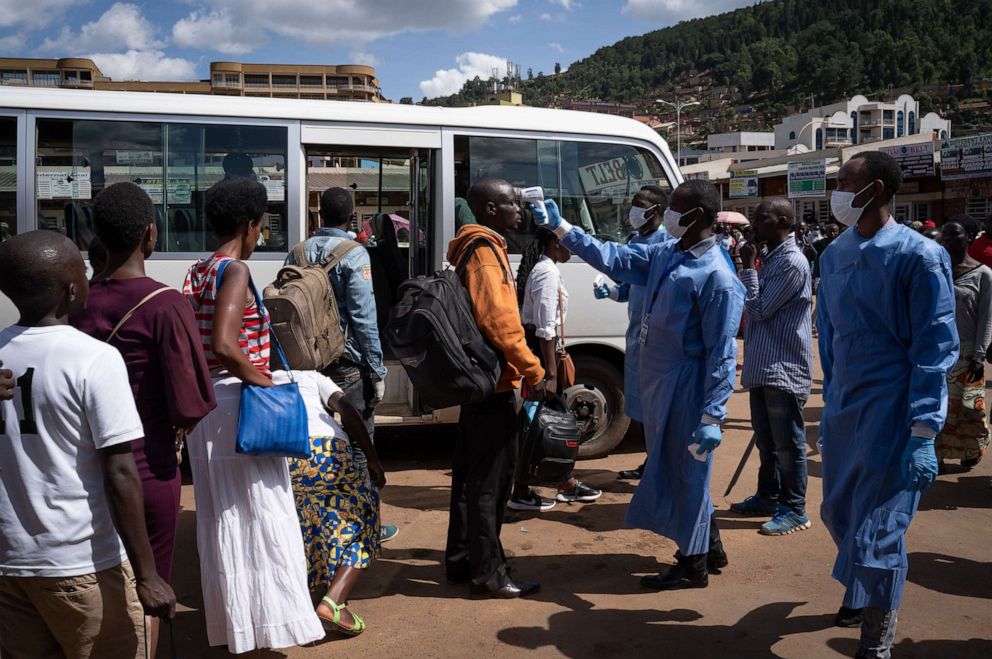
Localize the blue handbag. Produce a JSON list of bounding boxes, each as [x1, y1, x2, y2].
[[215, 259, 311, 459]]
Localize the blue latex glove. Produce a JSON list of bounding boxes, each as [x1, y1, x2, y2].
[[902, 436, 938, 491], [522, 400, 539, 423], [531, 199, 562, 229], [593, 284, 611, 300], [693, 423, 722, 455]]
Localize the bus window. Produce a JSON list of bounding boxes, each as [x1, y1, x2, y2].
[[455, 135, 672, 253], [35, 118, 287, 253], [0, 118, 15, 242]]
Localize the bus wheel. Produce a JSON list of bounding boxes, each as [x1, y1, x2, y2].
[[565, 354, 630, 459]]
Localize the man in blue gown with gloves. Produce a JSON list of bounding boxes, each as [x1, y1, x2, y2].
[[817, 150, 958, 658], [534, 180, 745, 590]]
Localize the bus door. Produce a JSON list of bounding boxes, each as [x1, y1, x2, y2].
[[300, 127, 440, 421]]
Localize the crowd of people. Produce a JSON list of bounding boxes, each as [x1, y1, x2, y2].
[[0, 148, 985, 659]]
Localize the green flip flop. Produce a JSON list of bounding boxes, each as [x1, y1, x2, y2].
[[319, 596, 366, 637]]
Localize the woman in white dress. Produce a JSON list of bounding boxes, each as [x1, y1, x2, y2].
[[182, 177, 324, 653]]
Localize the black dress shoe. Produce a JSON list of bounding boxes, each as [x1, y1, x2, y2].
[[469, 580, 541, 599], [641, 554, 708, 590], [707, 548, 729, 573], [835, 605, 864, 628]]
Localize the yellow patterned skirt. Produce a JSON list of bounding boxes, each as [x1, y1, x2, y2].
[[289, 435, 381, 589], [936, 349, 990, 461]]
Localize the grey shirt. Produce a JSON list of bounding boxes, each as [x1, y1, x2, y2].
[[953, 263, 992, 361]]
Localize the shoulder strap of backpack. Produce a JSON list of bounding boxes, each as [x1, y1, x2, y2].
[[290, 242, 310, 267], [455, 237, 510, 280], [321, 239, 361, 273]]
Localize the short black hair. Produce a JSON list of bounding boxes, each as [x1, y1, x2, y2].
[[638, 184, 668, 207], [0, 230, 83, 313], [948, 213, 979, 239], [676, 179, 721, 226], [91, 182, 154, 253], [466, 177, 512, 218], [223, 152, 255, 179], [319, 187, 354, 227], [205, 177, 268, 238], [851, 150, 903, 200]]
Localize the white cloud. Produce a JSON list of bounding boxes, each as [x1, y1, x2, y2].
[[87, 49, 197, 81], [550, 42, 564, 53], [508, 14, 522, 23], [419, 51, 506, 99], [175, 0, 518, 53], [622, 0, 758, 24], [550, 0, 576, 9], [540, 13, 553, 21], [173, 9, 260, 55], [0, 33, 25, 52], [350, 51, 381, 67], [0, 0, 80, 30], [42, 3, 164, 53]]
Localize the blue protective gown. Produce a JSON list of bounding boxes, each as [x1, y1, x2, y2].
[[615, 227, 671, 423], [562, 227, 744, 555], [817, 222, 958, 610]]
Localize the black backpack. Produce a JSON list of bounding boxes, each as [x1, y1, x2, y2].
[[517, 397, 581, 486], [384, 238, 504, 409]]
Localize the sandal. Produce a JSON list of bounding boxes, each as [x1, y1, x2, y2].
[[318, 596, 365, 637]]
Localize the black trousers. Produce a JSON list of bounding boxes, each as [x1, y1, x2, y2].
[[323, 362, 375, 471], [445, 390, 518, 589]]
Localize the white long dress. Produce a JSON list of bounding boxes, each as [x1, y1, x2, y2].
[[188, 376, 324, 653]]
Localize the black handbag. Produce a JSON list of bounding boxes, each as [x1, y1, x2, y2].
[[517, 396, 580, 486]]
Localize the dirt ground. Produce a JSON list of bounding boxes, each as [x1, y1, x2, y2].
[[168, 345, 992, 658]]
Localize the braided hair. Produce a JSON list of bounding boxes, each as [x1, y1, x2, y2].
[[516, 228, 557, 308]]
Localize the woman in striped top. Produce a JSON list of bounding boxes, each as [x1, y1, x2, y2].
[[183, 177, 324, 653]]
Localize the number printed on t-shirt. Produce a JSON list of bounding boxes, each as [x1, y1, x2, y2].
[[0, 368, 38, 435]]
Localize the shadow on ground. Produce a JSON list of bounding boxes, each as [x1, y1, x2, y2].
[[827, 636, 992, 659], [498, 601, 834, 658], [907, 552, 992, 599]]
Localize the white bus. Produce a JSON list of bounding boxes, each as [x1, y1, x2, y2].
[[0, 87, 682, 457]]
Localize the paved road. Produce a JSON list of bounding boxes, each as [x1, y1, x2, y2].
[[167, 347, 992, 658]]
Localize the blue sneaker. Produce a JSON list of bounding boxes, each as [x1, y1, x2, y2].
[[729, 494, 778, 516], [759, 510, 811, 536], [380, 524, 399, 543]]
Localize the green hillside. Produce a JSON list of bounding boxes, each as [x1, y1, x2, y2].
[[424, 0, 992, 135]]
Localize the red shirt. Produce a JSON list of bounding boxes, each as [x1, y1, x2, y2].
[[968, 236, 992, 269]]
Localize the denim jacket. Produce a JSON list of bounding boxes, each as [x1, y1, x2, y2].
[[285, 227, 386, 379]]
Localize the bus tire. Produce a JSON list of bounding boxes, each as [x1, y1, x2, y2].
[[564, 354, 630, 459]]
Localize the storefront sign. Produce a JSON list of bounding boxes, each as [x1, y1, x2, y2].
[[730, 169, 759, 198], [37, 168, 91, 200], [941, 134, 992, 181], [879, 142, 935, 179], [787, 159, 826, 199]]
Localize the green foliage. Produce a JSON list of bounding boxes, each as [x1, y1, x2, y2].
[[423, 0, 992, 111]]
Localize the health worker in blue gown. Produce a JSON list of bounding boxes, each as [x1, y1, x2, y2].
[[593, 185, 670, 482], [818, 150, 958, 659], [534, 180, 744, 591]]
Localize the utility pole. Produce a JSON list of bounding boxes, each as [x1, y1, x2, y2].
[[656, 97, 700, 167]]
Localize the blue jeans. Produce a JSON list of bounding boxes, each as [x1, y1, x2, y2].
[[750, 386, 808, 516]]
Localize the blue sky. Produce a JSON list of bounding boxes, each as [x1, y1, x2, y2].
[[0, 1, 757, 101]]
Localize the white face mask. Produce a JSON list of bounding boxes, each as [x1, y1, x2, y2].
[[831, 181, 876, 227], [663, 207, 699, 238], [628, 204, 658, 230]]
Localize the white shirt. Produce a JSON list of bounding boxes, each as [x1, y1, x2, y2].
[[271, 370, 347, 439], [0, 325, 143, 577], [520, 256, 569, 340]]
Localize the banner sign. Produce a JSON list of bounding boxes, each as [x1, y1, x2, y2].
[[940, 134, 992, 181], [787, 159, 826, 199], [879, 142, 935, 179], [730, 169, 759, 198]]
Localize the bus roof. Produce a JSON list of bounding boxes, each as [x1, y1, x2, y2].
[[0, 86, 666, 146]]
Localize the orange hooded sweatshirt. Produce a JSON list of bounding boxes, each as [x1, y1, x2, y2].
[[447, 224, 545, 392]]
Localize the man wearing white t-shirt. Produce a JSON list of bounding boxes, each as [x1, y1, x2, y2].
[[0, 231, 175, 659]]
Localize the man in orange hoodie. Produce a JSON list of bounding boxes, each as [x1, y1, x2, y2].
[[444, 177, 551, 599]]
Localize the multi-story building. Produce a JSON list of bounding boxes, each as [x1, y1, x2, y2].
[[557, 99, 637, 118], [774, 94, 949, 151], [0, 58, 385, 102]]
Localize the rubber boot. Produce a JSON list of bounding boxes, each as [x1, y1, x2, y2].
[[641, 552, 708, 590]]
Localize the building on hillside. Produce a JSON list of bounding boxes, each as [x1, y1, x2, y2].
[[680, 130, 984, 226], [774, 94, 949, 151], [557, 99, 636, 118], [0, 58, 385, 102], [486, 90, 523, 106]]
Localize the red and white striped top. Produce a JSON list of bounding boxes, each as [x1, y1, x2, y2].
[[183, 254, 271, 377]]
